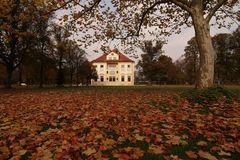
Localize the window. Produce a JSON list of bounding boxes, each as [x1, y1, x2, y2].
[[121, 65, 125, 72], [127, 64, 131, 72], [121, 76, 125, 82], [109, 76, 116, 82], [128, 76, 131, 82], [100, 76, 104, 82], [100, 65, 104, 71], [113, 57, 116, 60], [109, 71, 115, 75], [108, 64, 116, 69], [108, 64, 116, 75]]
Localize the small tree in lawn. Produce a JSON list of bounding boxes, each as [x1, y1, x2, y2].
[[78, 60, 98, 86], [183, 37, 200, 85], [65, 40, 86, 86], [51, 25, 71, 87], [138, 40, 165, 83]]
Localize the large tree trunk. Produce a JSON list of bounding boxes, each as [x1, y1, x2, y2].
[[39, 58, 44, 88], [70, 70, 73, 86], [192, 13, 215, 89], [18, 63, 23, 85], [5, 66, 13, 89]]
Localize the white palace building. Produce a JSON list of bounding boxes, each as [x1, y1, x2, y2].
[[91, 49, 134, 86]]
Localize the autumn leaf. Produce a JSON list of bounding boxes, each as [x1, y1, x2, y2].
[[148, 144, 164, 154], [198, 150, 218, 160], [113, 153, 130, 159], [83, 148, 96, 156], [166, 135, 188, 145], [185, 150, 198, 159], [144, 127, 152, 135], [135, 134, 145, 141], [133, 148, 144, 158], [170, 154, 181, 160], [218, 150, 231, 156], [197, 141, 208, 146], [102, 138, 116, 146], [18, 149, 28, 156]]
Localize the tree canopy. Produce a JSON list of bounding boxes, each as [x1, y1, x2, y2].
[[56, 0, 239, 88], [1, 0, 239, 88]]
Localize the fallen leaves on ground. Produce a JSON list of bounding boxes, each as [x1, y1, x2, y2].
[[0, 89, 239, 159]]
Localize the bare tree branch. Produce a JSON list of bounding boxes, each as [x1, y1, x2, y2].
[[170, 0, 193, 14], [136, 0, 169, 36], [220, 8, 240, 26], [206, 0, 228, 23], [45, 0, 74, 15], [85, 0, 102, 13]]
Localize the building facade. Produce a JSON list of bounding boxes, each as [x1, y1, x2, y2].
[[91, 50, 134, 86]]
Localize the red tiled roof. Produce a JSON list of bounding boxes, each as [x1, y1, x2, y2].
[[91, 50, 134, 63]]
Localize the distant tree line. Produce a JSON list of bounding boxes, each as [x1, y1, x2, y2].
[[136, 27, 240, 85], [182, 27, 240, 85], [0, 1, 97, 88]]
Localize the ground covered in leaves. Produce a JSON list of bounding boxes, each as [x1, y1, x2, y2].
[[0, 88, 239, 159]]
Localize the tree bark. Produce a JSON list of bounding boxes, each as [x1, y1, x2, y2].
[[192, 12, 215, 89], [5, 66, 13, 89], [39, 45, 44, 88], [70, 70, 73, 86], [18, 63, 23, 85], [39, 58, 44, 88]]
